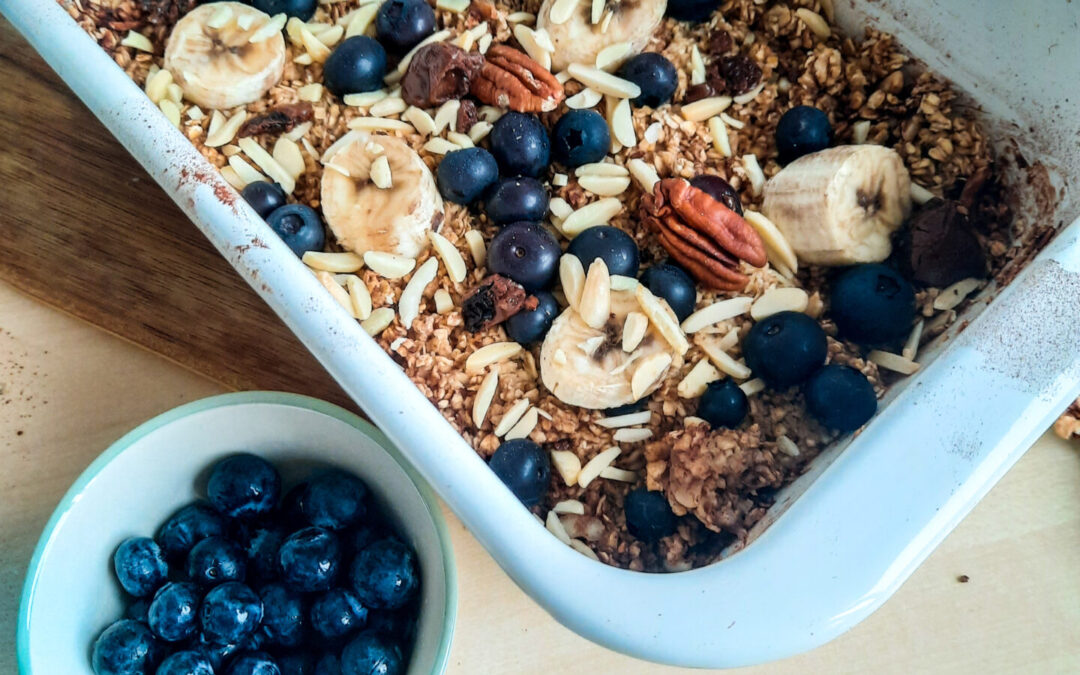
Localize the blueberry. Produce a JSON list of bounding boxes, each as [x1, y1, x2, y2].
[[315, 654, 343, 675], [157, 502, 228, 561], [259, 582, 306, 648], [244, 527, 287, 584], [436, 148, 499, 204], [343, 521, 382, 556], [504, 290, 558, 344], [488, 439, 550, 507], [665, 0, 720, 22], [829, 264, 916, 345], [114, 537, 169, 598], [363, 608, 413, 642], [689, 174, 742, 215], [200, 582, 264, 645], [697, 379, 748, 429], [340, 631, 404, 675], [148, 582, 201, 642], [310, 588, 369, 641], [550, 110, 610, 168], [277, 652, 317, 675], [125, 598, 150, 624], [187, 536, 247, 587], [266, 204, 326, 258], [323, 37, 388, 97], [486, 222, 560, 292], [279, 527, 342, 592], [300, 470, 369, 531], [348, 539, 419, 610], [225, 651, 280, 675], [375, 0, 435, 53], [624, 488, 677, 542], [805, 365, 878, 432], [157, 650, 214, 675], [743, 311, 827, 388], [567, 225, 640, 277], [208, 454, 282, 520], [639, 264, 696, 322], [617, 53, 678, 107], [241, 182, 288, 219], [484, 177, 549, 225], [192, 635, 244, 671], [488, 112, 550, 177], [92, 619, 160, 675], [249, 0, 317, 20], [279, 483, 309, 530], [775, 105, 832, 164]]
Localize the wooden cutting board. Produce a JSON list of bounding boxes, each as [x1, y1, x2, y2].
[[0, 18, 354, 409]]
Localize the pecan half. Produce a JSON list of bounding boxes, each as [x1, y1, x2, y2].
[[402, 43, 485, 108], [641, 178, 767, 291], [470, 45, 565, 113]]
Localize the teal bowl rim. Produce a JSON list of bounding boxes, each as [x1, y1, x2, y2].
[[16, 391, 458, 674]]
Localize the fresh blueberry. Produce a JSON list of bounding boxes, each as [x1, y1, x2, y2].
[[323, 37, 388, 97], [279, 527, 342, 592], [697, 379, 748, 429], [157, 650, 214, 675], [208, 454, 281, 520], [550, 110, 610, 168], [436, 148, 499, 205], [639, 264, 696, 322], [775, 105, 832, 164], [567, 225, 640, 277], [348, 539, 419, 610], [804, 365, 878, 432], [617, 53, 678, 107], [488, 439, 550, 507], [743, 311, 827, 388], [244, 527, 287, 584], [113, 537, 169, 598], [364, 608, 411, 641], [241, 182, 288, 219], [310, 588, 369, 641], [488, 112, 550, 177], [375, 0, 435, 53], [343, 519, 382, 556], [279, 483, 309, 530], [314, 654, 343, 675], [148, 581, 201, 642], [340, 631, 404, 675], [225, 651, 281, 675], [266, 204, 326, 258], [690, 174, 742, 215], [277, 652, 317, 675], [484, 177, 549, 226], [504, 290, 558, 344], [192, 635, 244, 671], [125, 598, 150, 624], [187, 536, 247, 587], [665, 0, 720, 22], [249, 0, 317, 20], [200, 582, 264, 645], [486, 222, 560, 292], [258, 582, 306, 648], [91, 619, 160, 675], [624, 488, 677, 542], [829, 264, 916, 346], [157, 501, 228, 561], [300, 470, 369, 531]]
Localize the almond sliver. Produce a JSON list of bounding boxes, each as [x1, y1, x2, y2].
[[635, 285, 689, 355], [626, 158, 660, 195], [504, 407, 539, 440], [596, 410, 651, 428], [567, 63, 641, 99], [681, 96, 732, 122], [612, 428, 652, 443], [398, 257, 438, 329], [302, 251, 365, 272], [472, 366, 499, 428], [551, 450, 582, 485], [466, 342, 522, 373], [578, 446, 621, 488], [464, 230, 486, 267], [578, 174, 630, 197], [631, 352, 672, 399], [698, 336, 751, 379], [681, 297, 751, 334], [429, 231, 467, 283], [622, 311, 648, 352], [559, 254, 586, 311], [560, 198, 622, 236], [750, 287, 809, 320], [361, 307, 395, 336], [363, 251, 415, 278], [677, 359, 722, 398], [494, 399, 531, 437], [578, 259, 611, 330], [345, 275, 373, 320]]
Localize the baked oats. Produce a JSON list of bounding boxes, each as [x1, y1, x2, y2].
[[64, 0, 1051, 572]]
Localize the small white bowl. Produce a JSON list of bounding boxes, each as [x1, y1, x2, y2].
[[17, 392, 456, 674]]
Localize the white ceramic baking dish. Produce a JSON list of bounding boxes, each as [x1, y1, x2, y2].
[[4, 0, 1078, 667]]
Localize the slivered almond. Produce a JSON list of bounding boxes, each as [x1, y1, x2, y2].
[[600, 466, 638, 482], [690, 45, 706, 85], [608, 95, 636, 148], [868, 349, 920, 375], [547, 0, 578, 25], [238, 137, 296, 193], [740, 378, 765, 396], [631, 352, 672, 399], [777, 435, 800, 457], [552, 173, 569, 187], [549, 197, 574, 220], [567, 63, 641, 99], [552, 348, 567, 365], [852, 119, 871, 144], [579, 335, 605, 357], [207, 110, 248, 148], [910, 182, 935, 205], [299, 25, 331, 61], [561, 198, 622, 236], [236, 12, 256, 29], [165, 83, 184, 105], [187, 105, 205, 121], [303, 251, 365, 273], [552, 499, 585, 515], [429, 231, 467, 283], [297, 83, 323, 103], [612, 428, 652, 443], [742, 154, 765, 196], [733, 82, 764, 105], [403, 106, 436, 135], [933, 277, 981, 311], [743, 210, 799, 275], [221, 166, 245, 190], [578, 174, 630, 197], [159, 99, 181, 128], [622, 311, 648, 352], [249, 13, 287, 43], [398, 257, 438, 328], [720, 112, 744, 129], [677, 359, 722, 398], [434, 288, 454, 314], [595, 41, 632, 72], [445, 131, 474, 148], [506, 11, 536, 24], [590, 0, 604, 23], [545, 510, 572, 545], [468, 120, 493, 143], [369, 96, 407, 117], [575, 162, 629, 177], [635, 285, 689, 355], [370, 155, 392, 188], [468, 22, 491, 39], [121, 30, 154, 52], [316, 271, 356, 317], [684, 415, 708, 427], [708, 116, 732, 157], [643, 121, 662, 143], [472, 367, 499, 428], [626, 158, 660, 195], [206, 5, 233, 28], [599, 8, 613, 32], [363, 251, 415, 278], [554, 69, 572, 84], [316, 23, 344, 46], [464, 230, 486, 267], [750, 287, 809, 320], [698, 336, 751, 379], [718, 327, 740, 350], [513, 24, 552, 71], [436, 0, 471, 12], [146, 68, 173, 104], [559, 254, 586, 311], [361, 307, 395, 336], [596, 410, 651, 428], [433, 99, 461, 133], [320, 131, 364, 163], [345, 275, 373, 320], [579, 259, 611, 330], [478, 33, 493, 54], [551, 450, 581, 485], [795, 8, 831, 39], [903, 319, 924, 360], [466, 342, 522, 373], [453, 30, 475, 52], [227, 155, 267, 185], [610, 275, 638, 292], [681, 297, 750, 334], [681, 96, 732, 122], [578, 447, 621, 488], [504, 407, 539, 440], [273, 137, 306, 179], [494, 399, 531, 436], [343, 89, 388, 108], [389, 336, 407, 351], [422, 138, 462, 155], [565, 87, 603, 109], [294, 53, 314, 65], [570, 539, 600, 560], [347, 117, 413, 132]]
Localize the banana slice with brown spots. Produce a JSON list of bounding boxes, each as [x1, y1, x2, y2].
[[537, 0, 667, 73]]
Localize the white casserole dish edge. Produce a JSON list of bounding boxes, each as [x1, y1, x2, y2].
[[3, 0, 1078, 667]]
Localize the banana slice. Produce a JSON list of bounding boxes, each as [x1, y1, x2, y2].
[[164, 2, 286, 110], [321, 133, 444, 259], [537, 0, 667, 73], [540, 288, 680, 409], [761, 145, 912, 266]]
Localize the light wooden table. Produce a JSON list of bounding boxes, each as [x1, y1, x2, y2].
[[1, 282, 1078, 673]]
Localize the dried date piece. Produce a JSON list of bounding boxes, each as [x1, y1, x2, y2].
[[456, 100, 478, 134], [706, 29, 734, 56], [402, 43, 485, 108], [707, 55, 762, 96], [462, 274, 538, 332], [471, 45, 565, 113], [683, 83, 717, 103], [238, 103, 314, 138]]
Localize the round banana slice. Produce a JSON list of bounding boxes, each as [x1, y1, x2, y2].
[[540, 289, 679, 409], [321, 133, 444, 259], [538, 0, 668, 73], [164, 2, 287, 110]]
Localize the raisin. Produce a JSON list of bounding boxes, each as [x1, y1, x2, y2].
[[461, 275, 535, 332], [707, 29, 734, 56], [716, 55, 762, 95], [456, 100, 478, 134]]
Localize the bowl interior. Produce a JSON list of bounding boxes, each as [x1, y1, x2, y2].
[[18, 393, 455, 675]]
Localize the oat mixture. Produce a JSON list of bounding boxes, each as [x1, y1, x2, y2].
[[66, 0, 1052, 571]]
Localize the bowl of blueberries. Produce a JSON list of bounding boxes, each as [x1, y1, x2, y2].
[[17, 392, 456, 675]]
